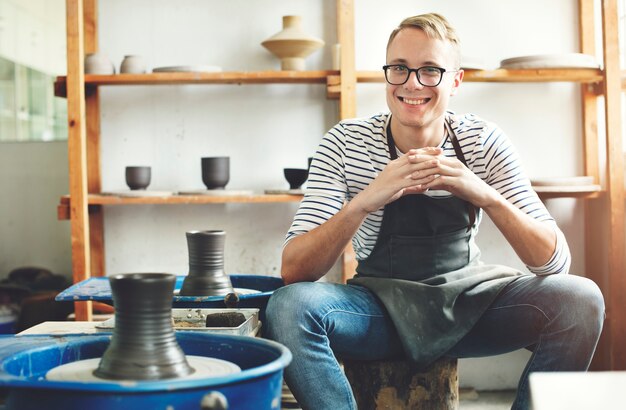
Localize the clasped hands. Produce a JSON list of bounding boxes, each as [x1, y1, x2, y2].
[[354, 147, 500, 214]]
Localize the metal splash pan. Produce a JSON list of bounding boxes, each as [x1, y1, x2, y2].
[[95, 308, 261, 337]]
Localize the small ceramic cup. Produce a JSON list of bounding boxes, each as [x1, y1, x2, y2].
[[120, 55, 147, 74], [125, 166, 151, 190], [201, 157, 230, 190], [284, 168, 308, 190]]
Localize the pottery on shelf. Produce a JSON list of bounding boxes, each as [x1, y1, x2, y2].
[[120, 55, 147, 74], [94, 273, 194, 380], [180, 230, 235, 297], [261, 15, 325, 71], [201, 157, 230, 190], [84, 52, 115, 74], [284, 168, 308, 190], [125, 166, 151, 190]]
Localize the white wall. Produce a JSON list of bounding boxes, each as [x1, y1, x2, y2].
[[0, 0, 66, 75], [0, 0, 594, 390]]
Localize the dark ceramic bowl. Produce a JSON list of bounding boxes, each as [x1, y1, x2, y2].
[[125, 166, 151, 190], [284, 168, 308, 190], [202, 157, 230, 190]]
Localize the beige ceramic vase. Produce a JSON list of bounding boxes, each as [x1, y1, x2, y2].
[[262, 15, 325, 71]]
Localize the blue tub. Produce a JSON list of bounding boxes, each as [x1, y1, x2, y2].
[[0, 332, 291, 410]]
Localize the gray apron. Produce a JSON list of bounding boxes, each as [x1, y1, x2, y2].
[[349, 118, 524, 369]]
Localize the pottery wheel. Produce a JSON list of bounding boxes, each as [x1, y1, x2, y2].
[[46, 356, 240, 383]]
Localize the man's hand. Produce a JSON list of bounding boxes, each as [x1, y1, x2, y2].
[[351, 146, 444, 213], [418, 155, 501, 208]]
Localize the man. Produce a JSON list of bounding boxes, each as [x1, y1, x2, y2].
[[266, 13, 604, 410]]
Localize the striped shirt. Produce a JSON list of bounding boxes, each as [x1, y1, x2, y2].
[[286, 111, 571, 275]]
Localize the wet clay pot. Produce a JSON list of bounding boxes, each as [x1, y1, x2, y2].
[[94, 273, 194, 380], [180, 230, 235, 296]]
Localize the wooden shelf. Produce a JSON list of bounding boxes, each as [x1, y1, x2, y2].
[[357, 68, 603, 84], [54, 68, 603, 98], [57, 193, 303, 220], [56, 187, 601, 220], [534, 185, 603, 199], [54, 70, 338, 97]]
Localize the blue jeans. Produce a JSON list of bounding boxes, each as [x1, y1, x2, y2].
[[265, 274, 604, 410]]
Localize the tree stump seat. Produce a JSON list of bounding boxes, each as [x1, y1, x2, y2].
[[343, 357, 459, 410]]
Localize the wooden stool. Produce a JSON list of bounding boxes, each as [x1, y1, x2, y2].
[[343, 357, 458, 410]]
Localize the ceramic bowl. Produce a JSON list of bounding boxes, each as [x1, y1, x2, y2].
[[283, 168, 308, 190], [84, 53, 115, 74], [125, 166, 151, 190], [120, 55, 147, 74], [202, 157, 230, 190]]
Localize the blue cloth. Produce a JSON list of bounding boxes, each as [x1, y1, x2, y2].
[[266, 274, 604, 410]]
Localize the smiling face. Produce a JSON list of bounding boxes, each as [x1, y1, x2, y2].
[[386, 27, 463, 143]]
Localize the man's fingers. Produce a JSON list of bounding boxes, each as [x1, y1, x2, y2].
[[407, 147, 442, 157]]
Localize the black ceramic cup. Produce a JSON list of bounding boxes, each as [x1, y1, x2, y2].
[[284, 168, 308, 190], [125, 166, 151, 190], [201, 157, 230, 190]]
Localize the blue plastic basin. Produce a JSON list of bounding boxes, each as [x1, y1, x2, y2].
[[0, 332, 291, 410]]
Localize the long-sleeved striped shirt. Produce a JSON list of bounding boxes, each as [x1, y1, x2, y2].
[[286, 111, 571, 275]]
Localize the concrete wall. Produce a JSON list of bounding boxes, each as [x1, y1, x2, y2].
[[0, 0, 595, 390]]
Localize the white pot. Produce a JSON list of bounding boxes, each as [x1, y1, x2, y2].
[[84, 52, 115, 74], [120, 55, 147, 74]]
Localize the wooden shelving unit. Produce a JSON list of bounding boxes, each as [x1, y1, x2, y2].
[[60, 0, 357, 322], [60, 0, 624, 370]]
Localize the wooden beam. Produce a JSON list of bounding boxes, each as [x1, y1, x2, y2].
[[337, 0, 356, 119], [579, 0, 609, 371], [83, 0, 97, 53], [337, 0, 358, 282], [601, 0, 626, 370], [83, 0, 105, 280], [55, 71, 337, 87], [66, 0, 92, 321], [327, 75, 341, 99]]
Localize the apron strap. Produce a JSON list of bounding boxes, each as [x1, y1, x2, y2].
[[386, 124, 399, 161], [386, 117, 476, 231], [444, 121, 477, 231]]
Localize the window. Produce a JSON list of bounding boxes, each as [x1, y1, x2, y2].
[[0, 55, 67, 142]]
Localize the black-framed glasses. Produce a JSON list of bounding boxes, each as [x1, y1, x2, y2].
[[382, 64, 457, 87]]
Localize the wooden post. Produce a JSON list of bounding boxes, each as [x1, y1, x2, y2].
[[66, 0, 92, 320], [83, 0, 105, 279], [344, 358, 459, 410], [600, 0, 626, 370], [337, 0, 359, 282], [578, 0, 609, 371], [337, 0, 356, 120]]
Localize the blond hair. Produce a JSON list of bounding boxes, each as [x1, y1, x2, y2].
[[387, 13, 461, 68]]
